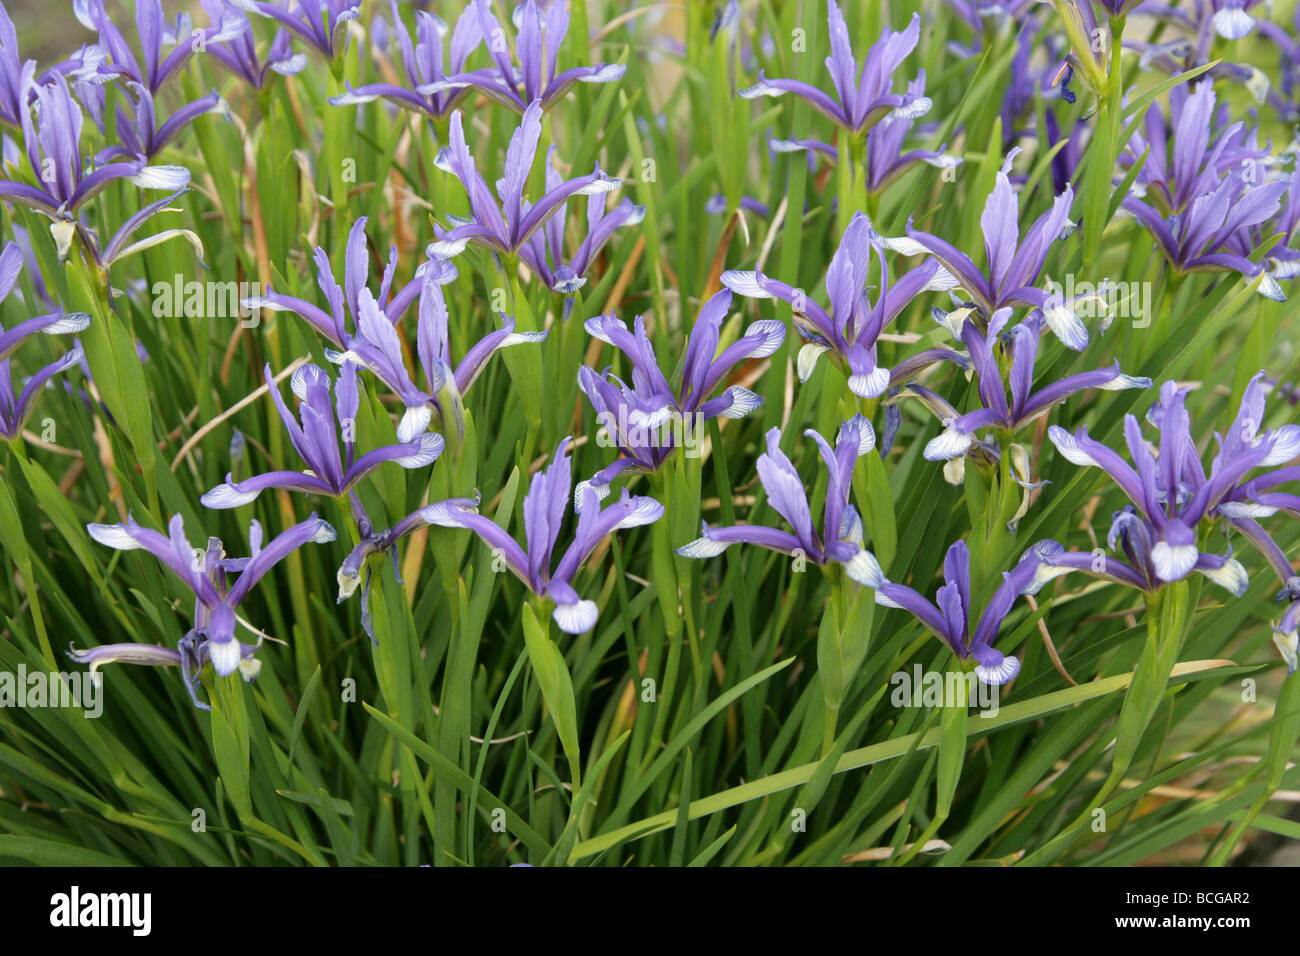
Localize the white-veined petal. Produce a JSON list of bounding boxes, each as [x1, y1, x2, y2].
[[676, 536, 730, 558], [1198, 557, 1248, 596], [394, 432, 444, 467], [208, 638, 242, 677], [396, 404, 433, 443], [86, 524, 145, 550], [847, 365, 890, 398], [924, 425, 972, 461], [975, 654, 1019, 685], [1046, 426, 1098, 467], [843, 549, 885, 588], [797, 343, 829, 382], [1151, 541, 1198, 581], [717, 386, 763, 419], [201, 483, 261, 509], [552, 599, 599, 634], [720, 270, 773, 298]]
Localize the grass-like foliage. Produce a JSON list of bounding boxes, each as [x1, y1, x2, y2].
[[0, 0, 1298, 867]]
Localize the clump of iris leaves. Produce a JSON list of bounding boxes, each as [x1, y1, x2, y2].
[[0, 0, 1299, 868]]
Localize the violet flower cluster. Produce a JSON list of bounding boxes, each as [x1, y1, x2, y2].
[[0, 0, 1292, 717]]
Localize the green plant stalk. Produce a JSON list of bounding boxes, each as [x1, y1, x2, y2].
[[836, 131, 868, 237], [522, 600, 582, 795], [816, 569, 872, 756]]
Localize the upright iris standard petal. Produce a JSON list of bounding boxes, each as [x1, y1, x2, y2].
[[329, 0, 481, 119], [432, 101, 623, 270], [739, 5, 926, 137]]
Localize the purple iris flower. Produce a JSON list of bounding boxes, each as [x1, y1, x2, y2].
[[415, 0, 625, 114], [328, 270, 546, 443], [77, 512, 336, 707], [862, 73, 960, 192], [243, 218, 521, 444], [1119, 81, 1271, 215], [906, 308, 1149, 475], [97, 81, 224, 162], [0, 74, 189, 230], [201, 361, 444, 508], [722, 211, 960, 399], [330, 0, 481, 120], [1024, 526, 1250, 605], [1045, 379, 1299, 587], [740, 6, 930, 135], [1206, 374, 1300, 674], [428, 100, 621, 261], [0, 241, 90, 440], [243, 217, 438, 350], [521, 146, 644, 293], [1201, 372, 1300, 571], [872, 539, 1041, 684], [200, 0, 306, 89], [676, 420, 886, 588], [73, 0, 246, 93], [900, 148, 1083, 349], [579, 288, 782, 493], [770, 73, 961, 194], [431, 438, 664, 634], [228, 0, 360, 61], [1120, 83, 1289, 300]]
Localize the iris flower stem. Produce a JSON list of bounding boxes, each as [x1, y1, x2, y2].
[[523, 599, 582, 797], [1141, 266, 1187, 364], [428, 462, 464, 634], [646, 470, 685, 760], [968, 448, 1018, 609], [836, 131, 869, 238], [1100, 580, 1194, 798], [823, 575, 852, 756], [323, 71, 353, 242], [819, 569, 873, 757], [502, 267, 542, 462]]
